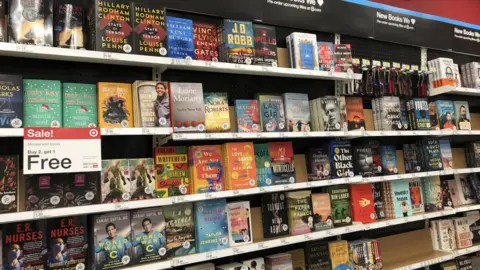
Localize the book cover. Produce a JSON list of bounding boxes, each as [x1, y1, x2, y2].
[[189, 145, 224, 193], [422, 139, 443, 171], [25, 174, 63, 210], [63, 172, 100, 207], [269, 142, 295, 185], [217, 262, 249, 270], [226, 201, 253, 246], [320, 97, 341, 131], [311, 193, 333, 231], [222, 142, 257, 190], [265, 254, 293, 270], [454, 101, 471, 130], [469, 173, 480, 203], [328, 185, 352, 227], [408, 178, 425, 214], [166, 16, 194, 59], [258, 94, 286, 132], [24, 79, 62, 127], [129, 158, 155, 200], [53, 4, 85, 49], [253, 24, 277, 66], [204, 92, 230, 132], [348, 241, 368, 270], [243, 258, 265, 270], [349, 184, 376, 223], [328, 241, 350, 270], [307, 147, 331, 180], [403, 144, 422, 173], [447, 178, 462, 207], [345, 97, 365, 131], [290, 32, 318, 70], [195, 199, 229, 253], [391, 180, 413, 217], [329, 140, 354, 178], [46, 216, 87, 270], [286, 249, 306, 270], [131, 208, 167, 264], [132, 3, 167, 56], [0, 74, 23, 128], [283, 93, 310, 132], [169, 82, 205, 132], [372, 183, 385, 220], [3, 220, 47, 270], [234, 99, 260, 132], [286, 190, 313, 235], [133, 81, 171, 128], [9, 0, 52, 46], [436, 100, 456, 130], [399, 99, 409, 130], [261, 192, 289, 238], [185, 263, 215, 270], [421, 177, 444, 212], [222, 19, 254, 64], [63, 83, 97, 128], [254, 144, 273, 187], [306, 241, 330, 270], [154, 146, 189, 198], [91, 211, 132, 269], [455, 174, 476, 205], [442, 178, 453, 209], [412, 98, 431, 130], [193, 22, 219, 61], [379, 145, 398, 175], [0, 155, 18, 214], [164, 203, 195, 257], [429, 102, 440, 130], [452, 217, 473, 249], [317, 42, 334, 71], [380, 97, 402, 130], [334, 44, 353, 72], [0, 0, 5, 42], [101, 159, 131, 203], [353, 145, 374, 177], [437, 220, 456, 251], [439, 140, 453, 170], [97, 82, 133, 128], [368, 140, 383, 176]]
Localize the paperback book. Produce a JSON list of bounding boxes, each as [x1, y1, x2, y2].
[[54, 3, 85, 49], [379, 145, 398, 175], [437, 220, 456, 251], [253, 24, 277, 66], [327, 185, 352, 227], [164, 203, 196, 257], [454, 174, 476, 205], [129, 158, 155, 200], [132, 81, 171, 128], [320, 97, 341, 131], [307, 147, 331, 180], [261, 192, 289, 238], [24, 79, 62, 127], [189, 145, 224, 193], [350, 184, 376, 223], [0, 155, 18, 214], [429, 102, 440, 130], [243, 258, 265, 270], [408, 178, 425, 214], [269, 142, 295, 185], [131, 207, 167, 264], [0, 74, 23, 128], [25, 174, 63, 210], [391, 180, 412, 217], [204, 92, 230, 132], [132, 3, 167, 56], [63, 172, 100, 207], [101, 159, 131, 203], [329, 140, 354, 178], [235, 99, 260, 132], [154, 146, 190, 197], [403, 144, 422, 173], [63, 83, 97, 127], [328, 241, 350, 270], [169, 82, 205, 132], [439, 140, 453, 170], [222, 142, 257, 190], [195, 199, 229, 252], [311, 193, 333, 231], [306, 241, 330, 270], [288, 32, 318, 70], [334, 44, 353, 72], [97, 82, 133, 128], [283, 93, 311, 132], [317, 42, 334, 71], [265, 254, 293, 270], [436, 100, 456, 130], [193, 22, 219, 61], [258, 94, 286, 132], [372, 183, 385, 220], [226, 201, 253, 247], [9, 0, 52, 46], [455, 101, 471, 130], [345, 97, 365, 131], [353, 144, 374, 177], [411, 98, 431, 130], [422, 177, 444, 212], [452, 217, 473, 249], [421, 139, 443, 171], [220, 19, 254, 64], [254, 143, 273, 187], [368, 140, 383, 176], [166, 16, 194, 59], [286, 190, 314, 235]]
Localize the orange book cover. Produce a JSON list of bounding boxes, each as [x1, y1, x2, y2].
[[189, 145, 225, 193], [98, 82, 134, 128], [223, 142, 257, 190], [345, 97, 365, 131]]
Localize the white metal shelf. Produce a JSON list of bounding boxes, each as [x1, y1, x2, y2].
[[363, 168, 480, 183], [100, 127, 172, 136], [430, 85, 480, 96]]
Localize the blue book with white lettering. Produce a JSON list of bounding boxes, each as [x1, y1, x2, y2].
[[194, 199, 229, 252], [391, 180, 412, 218], [166, 16, 195, 59]]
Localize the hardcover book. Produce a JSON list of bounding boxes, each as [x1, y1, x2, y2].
[[24, 79, 62, 127], [320, 97, 341, 131], [258, 94, 286, 132], [391, 180, 413, 217], [269, 142, 295, 185], [54, 4, 85, 49], [311, 193, 333, 231], [421, 139, 443, 171], [265, 254, 293, 270], [317, 42, 334, 71], [25, 174, 63, 210], [327, 185, 352, 227], [101, 159, 131, 203], [129, 158, 155, 200], [283, 93, 311, 132], [131, 207, 167, 264], [0, 74, 23, 128], [452, 217, 473, 249], [253, 24, 277, 66], [307, 147, 331, 180], [189, 145, 224, 193], [353, 144, 374, 177], [91, 211, 132, 269], [289, 32, 318, 70], [408, 178, 425, 214], [254, 143, 273, 187], [306, 241, 330, 270], [412, 98, 431, 130], [63, 83, 97, 127], [0, 155, 18, 214], [226, 201, 253, 246], [132, 3, 167, 56], [455, 101, 471, 130], [154, 146, 190, 198], [166, 16, 194, 59], [372, 183, 385, 220], [329, 140, 354, 178], [328, 241, 350, 270], [421, 177, 444, 212], [204, 92, 230, 132], [436, 100, 456, 130], [437, 220, 456, 251], [9, 0, 52, 45], [0, 0, 5, 42], [345, 97, 365, 131], [349, 184, 376, 223], [193, 22, 219, 61], [379, 145, 398, 175], [447, 178, 462, 207], [97, 82, 133, 128], [286, 190, 314, 235], [63, 172, 100, 207], [368, 140, 383, 176], [221, 19, 254, 64], [222, 142, 257, 190], [243, 258, 265, 270], [186, 263, 215, 270], [403, 144, 422, 173], [164, 203, 196, 257], [429, 102, 440, 130], [169, 82, 205, 132], [334, 44, 352, 72], [440, 179, 453, 209], [132, 81, 171, 128], [195, 199, 229, 252], [261, 192, 289, 238], [439, 140, 454, 170], [454, 174, 476, 205], [234, 99, 260, 132], [399, 99, 409, 130], [46, 216, 87, 269]]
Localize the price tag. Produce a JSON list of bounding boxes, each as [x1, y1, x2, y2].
[[233, 247, 243, 254], [327, 179, 333, 185], [233, 190, 242, 196], [256, 133, 263, 138], [205, 252, 217, 260], [421, 66, 429, 72], [306, 182, 313, 188], [364, 224, 371, 230], [104, 128, 115, 135], [173, 133, 183, 140], [279, 132, 285, 137], [382, 61, 391, 68], [326, 230, 334, 236], [16, 44, 28, 52], [33, 210, 46, 219], [205, 193, 214, 199], [402, 64, 410, 70], [283, 185, 290, 190], [404, 217, 409, 223], [344, 177, 351, 183], [205, 134, 212, 139], [257, 243, 267, 249], [173, 258, 187, 266], [412, 65, 419, 71], [372, 60, 381, 67], [174, 196, 186, 203], [114, 202, 128, 210], [281, 238, 290, 245], [142, 128, 153, 135], [262, 66, 271, 72], [344, 227, 353, 233], [302, 132, 309, 137], [103, 52, 113, 60], [259, 187, 267, 193], [234, 64, 244, 69], [231, 133, 239, 139], [304, 234, 313, 240]]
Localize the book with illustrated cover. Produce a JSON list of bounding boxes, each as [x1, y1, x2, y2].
[[97, 82, 133, 128], [408, 178, 425, 214], [25, 174, 64, 211], [307, 147, 331, 180], [243, 258, 265, 270], [442, 179, 454, 209], [253, 24, 277, 66], [391, 180, 412, 218], [286, 249, 306, 270], [329, 140, 354, 178], [0, 75, 23, 128], [421, 177, 444, 212], [465, 142, 480, 168], [469, 173, 480, 202], [154, 146, 189, 198], [235, 99, 260, 132], [54, 3, 85, 49], [0, 155, 18, 214], [286, 190, 313, 235], [399, 99, 409, 130], [345, 97, 365, 131], [454, 174, 476, 205], [436, 100, 456, 130], [289, 32, 318, 70], [311, 193, 333, 231], [129, 158, 155, 201], [204, 92, 230, 132], [258, 94, 286, 132], [306, 241, 330, 270], [455, 101, 471, 130], [9, 0, 53, 46], [226, 201, 253, 246], [63, 83, 97, 128], [265, 254, 293, 270], [164, 203, 195, 257], [452, 217, 473, 249], [254, 144, 273, 187], [166, 16, 194, 59], [379, 96, 402, 130], [447, 178, 462, 207], [439, 140, 453, 170], [421, 138, 443, 171], [368, 140, 383, 176], [403, 144, 422, 173], [132, 81, 171, 128], [24, 79, 62, 127], [350, 184, 376, 224], [261, 192, 289, 238], [429, 102, 440, 130], [328, 241, 350, 270], [467, 211, 480, 244], [193, 22, 218, 61], [169, 83, 205, 132], [185, 263, 215, 270], [379, 145, 398, 175], [189, 145, 224, 193], [220, 20, 254, 64], [269, 142, 295, 185], [320, 97, 341, 131], [283, 93, 310, 132], [195, 199, 229, 252], [101, 160, 131, 203], [437, 220, 456, 251], [222, 142, 257, 190], [130, 208, 167, 265], [412, 98, 431, 130], [317, 42, 334, 71], [334, 44, 352, 72], [327, 185, 352, 227], [132, 3, 167, 56], [372, 183, 385, 220], [353, 144, 374, 177]]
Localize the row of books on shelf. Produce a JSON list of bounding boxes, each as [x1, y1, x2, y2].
[[441, 255, 478, 270], [429, 58, 480, 89], [430, 213, 480, 252]]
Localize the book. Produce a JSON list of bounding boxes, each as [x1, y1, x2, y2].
[[345, 97, 365, 131], [243, 258, 265, 270], [132, 81, 171, 128], [166, 16, 194, 59], [469, 173, 480, 202], [353, 144, 374, 177], [186, 263, 215, 270], [436, 100, 456, 130], [408, 178, 425, 214], [253, 24, 277, 66], [220, 19, 254, 64], [403, 144, 422, 173], [217, 262, 249, 270], [429, 102, 440, 130], [0, 156, 18, 214], [320, 97, 341, 131], [317, 42, 334, 71], [63, 172, 100, 207], [328, 185, 352, 227], [53, 3, 85, 49], [101, 159, 131, 203], [391, 180, 412, 217], [454, 174, 476, 205], [436, 220, 456, 251], [349, 184, 376, 223], [0, 74, 23, 128], [204, 92, 230, 132], [91, 211, 132, 269], [234, 99, 260, 132], [154, 146, 190, 198], [0, 0, 5, 42], [46, 216, 87, 269], [254, 144, 273, 187], [334, 44, 353, 72], [269, 142, 295, 185], [411, 98, 431, 130], [441, 178, 454, 209], [189, 145, 224, 193], [368, 140, 383, 176], [8, 0, 52, 46], [439, 140, 454, 170], [307, 147, 331, 180], [24, 79, 62, 127], [265, 254, 293, 270], [3, 220, 47, 270], [129, 158, 156, 200], [329, 140, 354, 178], [226, 201, 253, 246], [311, 193, 333, 231], [306, 241, 330, 270], [25, 174, 63, 210], [328, 240, 350, 270], [258, 94, 286, 132], [132, 3, 167, 56], [421, 138, 443, 171], [193, 22, 219, 61], [131, 208, 167, 264], [195, 199, 229, 252], [421, 177, 444, 212], [452, 217, 473, 249], [379, 145, 398, 175], [97, 82, 133, 128], [455, 256, 472, 270], [261, 192, 289, 238], [63, 83, 97, 128], [283, 93, 311, 132], [455, 101, 471, 130], [447, 178, 462, 207], [372, 183, 385, 220], [399, 99, 410, 130], [286, 249, 305, 270], [164, 203, 195, 257], [286, 190, 313, 235], [222, 142, 257, 190], [289, 32, 318, 70], [169, 82, 205, 132]]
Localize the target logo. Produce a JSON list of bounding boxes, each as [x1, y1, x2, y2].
[[89, 129, 99, 137]]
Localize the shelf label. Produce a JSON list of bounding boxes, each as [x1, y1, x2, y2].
[[24, 128, 101, 174]]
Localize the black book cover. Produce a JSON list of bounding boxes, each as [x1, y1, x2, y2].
[[440, 179, 453, 209], [372, 183, 385, 220], [0, 74, 23, 128], [132, 2, 167, 56], [261, 192, 289, 238], [253, 24, 277, 66], [0, 0, 5, 42], [305, 240, 330, 270], [0, 155, 18, 214], [403, 144, 422, 173], [329, 140, 354, 178], [455, 256, 472, 270], [8, 0, 53, 45], [307, 147, 331, 180], [327, 185, 352, 227], [25, 174, 64, 210], [63, 172, 100, 207], [353, 145, 374, 177], [368, 140, 383, 176], [53, 4, 85, 49], [469, 173, 480, 202], [421, 139, 443, 171]]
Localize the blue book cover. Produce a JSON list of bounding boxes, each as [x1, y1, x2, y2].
[[329, 140, 354, 178], [300, 41, 315, 70], [412, 98, 430, 130], [391, 180, 412, 218], [436, 100, 456, 130], [317, 42, 334, 71], [379, 145, 398, 175], [0, 74, 23, 128], [234, 99, 260, 132], [194, 199, 229, 253], [257, 94, 286, 132], [223, 19, 254, 64], [283, 93, 311, 132], [254, 143, 273, 187], [166, 16, 195, 59]]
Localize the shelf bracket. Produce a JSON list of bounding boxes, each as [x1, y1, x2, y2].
[[152, 67, 162, 81], [334, 33, 341, 45], [421, 47, 427, 68], [153, 135, 171, 148]]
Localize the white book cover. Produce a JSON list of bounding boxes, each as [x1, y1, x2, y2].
[[226, 201, 253, 247], [437, 219, 456, 251]]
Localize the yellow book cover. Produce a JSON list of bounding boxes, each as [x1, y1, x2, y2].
[[98, 82, 134, 128], [189, 145, 225, 193], [223, 142, 257, 190], [328, 240, 350, 270], [204, 92, 230, 132]]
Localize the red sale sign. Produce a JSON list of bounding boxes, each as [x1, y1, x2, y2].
[[23, 128, 102, 174]]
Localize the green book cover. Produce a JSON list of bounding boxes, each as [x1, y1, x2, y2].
[[63, 83, 98, 127], [24, 79, 62, 127], [254, 143, 273, 187], [327, 185, 352, 227]]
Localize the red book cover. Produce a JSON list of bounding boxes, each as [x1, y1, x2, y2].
[[269, 142, 296, 185], [193, 22, 219, 61], [349, 183, 376, 224]]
